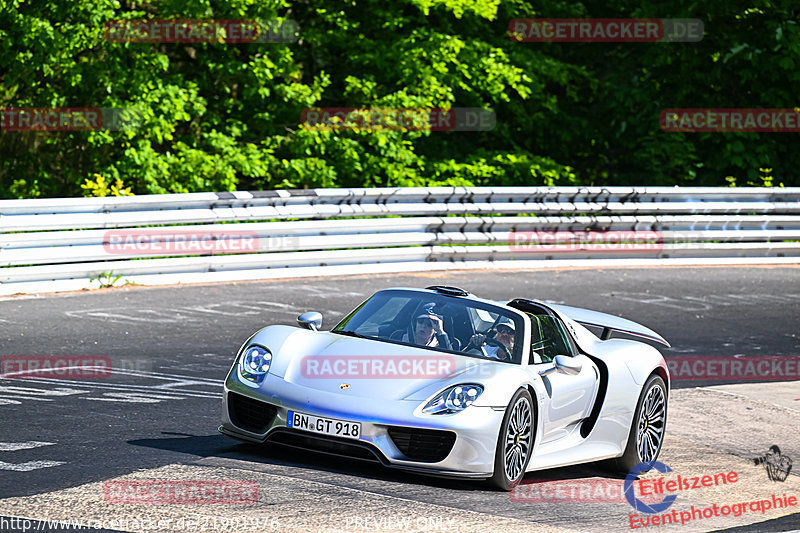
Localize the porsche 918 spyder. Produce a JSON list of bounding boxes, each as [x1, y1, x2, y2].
[[220, 285, 670, 489]]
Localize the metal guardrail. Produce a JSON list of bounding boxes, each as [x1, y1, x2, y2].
[[1, 187, 799, 295]]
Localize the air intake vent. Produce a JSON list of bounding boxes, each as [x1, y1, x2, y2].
[[268, 430, 382, 462], [387, 426, 456, 462], [228, 392, 277, 433]]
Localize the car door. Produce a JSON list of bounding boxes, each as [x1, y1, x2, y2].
[[526, 314, 600, 445]]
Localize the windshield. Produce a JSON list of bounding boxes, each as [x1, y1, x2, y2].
[[332, 289, 524, 364]]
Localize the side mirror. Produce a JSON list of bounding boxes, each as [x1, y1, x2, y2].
[[297, 312, 322, 331], [538, 355, 582, 377]]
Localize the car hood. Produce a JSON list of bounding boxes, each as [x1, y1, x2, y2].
[[249, 326, 515, 401]]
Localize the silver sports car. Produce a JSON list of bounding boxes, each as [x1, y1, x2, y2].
[[220, 286, 670, 489]]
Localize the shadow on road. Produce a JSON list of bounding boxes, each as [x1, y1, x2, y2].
[[129, 431, 626, 494]]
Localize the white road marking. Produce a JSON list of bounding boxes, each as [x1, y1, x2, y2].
[[0, 441, 55, 452], [295, 286, 366, 298], [65, 300, 296, 324], [614, 291, 800, 310], [0, 441, 64, 471], [185, 301, 293, 316], [0, 460, 65, 471], [83, 392, 190, 403], [13, 372, 221, 392], [111, 368, 221, 384], [65, 296, 348, 324], [0, 394, 53, 402], [2, 379, 219, 400], [0, 386, 88, 398], [64, 309, 192, 324], [0, 368, 221, 404]]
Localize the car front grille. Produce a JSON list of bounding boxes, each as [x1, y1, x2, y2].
[[267, 429, 383, 462], [387, 426, 456, 463], [227, 392, 277, 433]]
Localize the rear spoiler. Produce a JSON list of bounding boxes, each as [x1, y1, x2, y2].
[[546, 304, 671, 348]]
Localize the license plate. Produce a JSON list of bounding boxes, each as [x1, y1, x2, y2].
[[286, 410, 361, 440]]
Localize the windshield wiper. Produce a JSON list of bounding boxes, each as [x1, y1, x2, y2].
[[330, 330, 370, 339]]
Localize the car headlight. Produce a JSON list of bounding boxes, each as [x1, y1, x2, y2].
[[422, 384, 484, 415], [237, 345, 272, 385]]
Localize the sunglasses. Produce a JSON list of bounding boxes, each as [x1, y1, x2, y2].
[[416, 317, 435, 325], [496, 326, 514, 335]]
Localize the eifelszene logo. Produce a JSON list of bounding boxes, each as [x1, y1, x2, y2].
[[624, 461, 678, 514]]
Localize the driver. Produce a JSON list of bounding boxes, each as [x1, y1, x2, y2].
[[402, 303, 452, 350], [464, 317, 515, 360]]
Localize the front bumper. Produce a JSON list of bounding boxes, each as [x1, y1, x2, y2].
[[220, 372, 505, 478]]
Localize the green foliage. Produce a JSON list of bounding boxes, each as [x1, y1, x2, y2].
[[0, 0, 797, 198], [81, 173, 134, 196], [89, 270, 125, 288]]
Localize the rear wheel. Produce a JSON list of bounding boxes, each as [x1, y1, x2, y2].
[[614, 374, 667, 472], [489, 388, 534, 490]]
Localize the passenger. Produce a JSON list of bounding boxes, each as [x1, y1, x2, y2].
[[402, 304, 452, 349], [464, 317, 515, 360]]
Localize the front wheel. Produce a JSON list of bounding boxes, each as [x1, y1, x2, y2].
[[489, 388, 534, 490], [614, 374, 668, 472]]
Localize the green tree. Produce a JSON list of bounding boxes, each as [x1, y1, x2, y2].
[[0, 0, 797, 199]]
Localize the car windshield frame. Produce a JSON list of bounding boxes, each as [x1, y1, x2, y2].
[[332, 289, 525, 364]]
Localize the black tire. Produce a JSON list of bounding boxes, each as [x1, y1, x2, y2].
[[613, 374, 668, 472], [489, 388, 534, 490]]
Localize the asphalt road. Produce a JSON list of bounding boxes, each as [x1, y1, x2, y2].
[[0, 266, 798, 532]]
